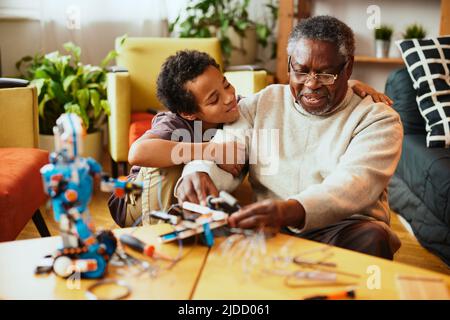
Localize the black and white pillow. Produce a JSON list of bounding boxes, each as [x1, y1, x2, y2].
[[396, 36, 450, 148]]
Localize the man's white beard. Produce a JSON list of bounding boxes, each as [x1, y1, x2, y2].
[[297, 93, 335, 116]]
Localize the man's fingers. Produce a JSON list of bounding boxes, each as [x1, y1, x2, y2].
[[229, 202, 270, 227], [236, 215, 263, 229]]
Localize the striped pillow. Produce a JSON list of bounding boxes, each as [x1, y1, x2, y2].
[[396, 36, 450, 148]]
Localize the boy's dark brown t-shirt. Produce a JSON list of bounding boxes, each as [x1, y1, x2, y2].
[[143, 111, 206, 142]]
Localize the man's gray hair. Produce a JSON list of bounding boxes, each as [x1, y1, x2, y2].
[[287, 15, 355, 59]]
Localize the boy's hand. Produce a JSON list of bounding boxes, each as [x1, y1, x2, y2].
[[349, 79, 393, 106], [176, 172, 219, 206], [217, 163, 245, 177]]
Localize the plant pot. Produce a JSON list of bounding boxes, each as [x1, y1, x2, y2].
[[374, 39, 391, 58], [227, 27, 257, 66], [39, 130, 103, 163]]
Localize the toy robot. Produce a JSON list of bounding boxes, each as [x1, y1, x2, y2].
[[39, 113, 142, 279]]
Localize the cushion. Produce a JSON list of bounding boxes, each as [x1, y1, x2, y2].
[[128, 112, 154, 147], [396, 36, 450, 148], [385, 68, 426, 135], [394, 134, 450, 226], [0, 148, 49, 241]]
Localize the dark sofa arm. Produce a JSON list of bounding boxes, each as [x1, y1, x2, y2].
[[0, 78, 29, 89]]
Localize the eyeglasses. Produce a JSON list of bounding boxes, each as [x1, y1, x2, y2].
[[288, 56, 347, 85]]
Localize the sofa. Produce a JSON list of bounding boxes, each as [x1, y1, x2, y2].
[[386, 68, 450, 266]]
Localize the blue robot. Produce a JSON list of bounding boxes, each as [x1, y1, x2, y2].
[[40, 113, 141, 279]]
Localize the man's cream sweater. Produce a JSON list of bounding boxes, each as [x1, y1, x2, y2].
[[177, 84, 403, 231]]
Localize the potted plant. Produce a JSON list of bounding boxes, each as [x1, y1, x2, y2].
[[169, 0, 278, 66], [374, 25, 393, 58], [16, 39, 124, 161], [403, 23, 427, 39]]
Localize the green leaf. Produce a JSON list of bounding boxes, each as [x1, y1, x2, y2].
[[38, 94, 51, 118], [63, 75, 77, 91], [49, 80, 67, 104], [15, 56, 32, 72], [235, 20, 249, 31], [101, 99, 110, 116], [221, 36, 232, 62], [34, 68, 50, 79], [76, 88, 90, 110], [83, 69, 102, 84], [101, 50, 118, 68], [198, 27, 212, 38], [31, 79, 45, 96], [63, 42, 81, 62], [89, 89, 101, 118], [64, 101, 89, 129], [256, 24, 270, 47], [117, 34, 128, 47]]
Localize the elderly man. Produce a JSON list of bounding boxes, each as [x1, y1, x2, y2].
[[175, 16, 403, 259]]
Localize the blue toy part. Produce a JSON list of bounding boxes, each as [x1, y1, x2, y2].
[[77, 252, 107, 279], [86, 157, 101, 175], [202, 222, 214, 247]]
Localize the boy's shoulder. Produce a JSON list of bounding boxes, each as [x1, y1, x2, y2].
[[151, 111, 193, 130], [143, 111, 195, 141]]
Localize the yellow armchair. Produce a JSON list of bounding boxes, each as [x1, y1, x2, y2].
[[0, 81, 50, 241], [107, 37, 267, 176]]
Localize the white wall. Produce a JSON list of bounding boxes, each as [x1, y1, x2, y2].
[[0, 0, 185, 77], [0, 20, 41, 77], [0, 0, 443, 89], [312, 0, 441, 91]]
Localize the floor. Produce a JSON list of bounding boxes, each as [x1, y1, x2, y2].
[[16, 156, 450, 276]]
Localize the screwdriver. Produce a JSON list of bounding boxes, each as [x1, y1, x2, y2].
[[304, 288, 356, 300], [120, 234, 173, 261], [120, 234, 155, 257]]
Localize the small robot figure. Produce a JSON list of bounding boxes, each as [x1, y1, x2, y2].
[[39, 113, 141, 279]]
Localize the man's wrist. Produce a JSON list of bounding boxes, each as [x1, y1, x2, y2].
[[280, 199, 305, 229]]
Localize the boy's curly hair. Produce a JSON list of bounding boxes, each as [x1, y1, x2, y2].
[[157, 50, 220, 114]]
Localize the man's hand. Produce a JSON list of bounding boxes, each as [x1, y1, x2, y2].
[[176, 172, 219, 205], [228, 199, 305, 232]]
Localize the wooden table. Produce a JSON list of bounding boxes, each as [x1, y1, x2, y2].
[[0, 224, 209, 299], [193, 234, 450, 300], [1, 225, 449, 300]]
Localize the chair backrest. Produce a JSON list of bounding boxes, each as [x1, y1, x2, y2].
[[0, 86, 39, 148], [115, 37, 223, 113]]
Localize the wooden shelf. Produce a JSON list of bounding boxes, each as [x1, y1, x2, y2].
[[354, 55, 404, 64]]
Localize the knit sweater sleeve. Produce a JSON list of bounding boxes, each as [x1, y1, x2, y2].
[[289, 106, 403, 231]]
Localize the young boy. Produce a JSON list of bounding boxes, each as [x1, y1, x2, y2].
[[108, 50, 242, 227], [108, 50, 392, 227]]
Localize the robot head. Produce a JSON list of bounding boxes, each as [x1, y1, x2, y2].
[[53, 113, 86, 160]]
